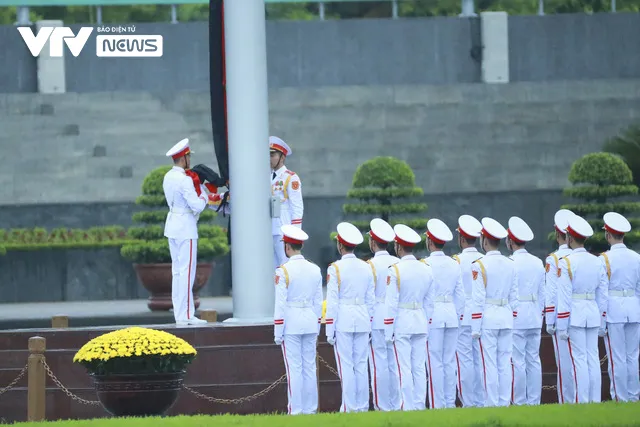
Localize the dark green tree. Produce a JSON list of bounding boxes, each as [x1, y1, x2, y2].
[[603, 124, 640, 188]]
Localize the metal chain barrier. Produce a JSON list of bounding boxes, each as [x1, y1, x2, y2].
[[41, 360, 101, 406], [318, 355, 340, 377], [182, 373, 287, 405], [0, 364, 28, 397]]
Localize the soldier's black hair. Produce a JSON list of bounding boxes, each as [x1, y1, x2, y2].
[[287, 242, 303, 252]]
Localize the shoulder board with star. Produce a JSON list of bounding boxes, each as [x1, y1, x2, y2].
[[285, 170, 296, 176]]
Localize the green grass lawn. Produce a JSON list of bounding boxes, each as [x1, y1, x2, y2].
[[12, 402, 640, 426]]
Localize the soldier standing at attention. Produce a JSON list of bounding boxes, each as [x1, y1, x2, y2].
[[452, 214, 484, 408], [470, 217, 518, 407], [325, 222, 375, 412], [163, 138, 215, 326], [273, 225, 324, 415], [424, 218, 465, 409], [600, 212, 640, 402], [384, 224, 434, 411], [270, 136, 304, 270], [555, 214, 608, 404], [544, 209, 575, 404], [365, 218, 400, 411], [506, 216, 545, 406]]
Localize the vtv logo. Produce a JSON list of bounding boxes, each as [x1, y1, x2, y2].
[[17, 27, 93, 57]]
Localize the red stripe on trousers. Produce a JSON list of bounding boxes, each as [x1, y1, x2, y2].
[[567, 337, 578, 403], [479, 338, 487, 396], [369, 343, 379, 409], [606, 334, 619, 402], [552, 334, 565, 403], [455, 352, 463, 403], [282, 341, 292, 414], [426, 341, 435, 408], [393, 342, 404, 410], [335, 338, 346, 412]]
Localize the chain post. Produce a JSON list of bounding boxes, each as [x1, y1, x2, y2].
[[200, 310, 218, 323], [27, 336, 46, 421], [51, 315, 68, 329]]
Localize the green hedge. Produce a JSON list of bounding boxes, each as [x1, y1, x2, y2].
[[0, 226, 134, 251]]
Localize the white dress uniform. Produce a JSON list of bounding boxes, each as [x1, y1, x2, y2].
[[162, 138, 210, 325], [273, 225, 324, 415], [452, 215, 484, 408], [600, 212, 640, 402], [325, 222, 375, 412], [366, 219, 400, 411], [384, 224, 435, 411], [507, 216, 545, 406], [270, 137, 304, 270], [544, 209, 576, 404], [424, 219, 465, 409], [556, 215, 608, 404], [471, 218, 518, 407]]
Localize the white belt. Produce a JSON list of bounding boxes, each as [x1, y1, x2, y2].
[[169, 207, 193, 214], [435, 295, 453, 303], [398, 302, 422, 310], [519, 294, 537, 302], [572, 293, 595, 300], [486, 298, 508, 306], [609, 289, 635, 297], [287, 301, 311, 308], [340, 298, 365, 306], [376, 297, 385, 304]]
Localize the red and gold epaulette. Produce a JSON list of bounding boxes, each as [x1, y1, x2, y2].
[[285, 170, 296, 176]]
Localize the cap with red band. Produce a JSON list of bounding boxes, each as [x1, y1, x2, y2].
[[335, 222, 364, 247], [425, 218, 453, 245], [393, 224, 421, 247], [368, 218, 395, 244], [281, 224, 309, 245], [166, 138, 194, 160], [603, 211, 631, 235], [553, 209, 574, 235], [456, 214, 482, 239], [507, 216, 534, 244], [566, 215, 593, 239], [269, 136, 292, 157], [481, 217, 508, 241]]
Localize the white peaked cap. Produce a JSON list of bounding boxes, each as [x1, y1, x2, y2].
[[369, 218, 395, 244], [269, 136, 292, 156], [393, 224, 421, 247], [166, 138, 193, 159], [507, 216, 534, 243], [336, 222, 364, 247], [481, 217, 508, 240], [281, 224, 309, 245], [554, 209, 574, 234], [457, 214, 482, 239], [566, 215, 594, 239], [603, 212, 631, 234], [426, 218, 453, 244]]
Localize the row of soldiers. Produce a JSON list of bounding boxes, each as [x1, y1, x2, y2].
[[272, 210, 640, 415]]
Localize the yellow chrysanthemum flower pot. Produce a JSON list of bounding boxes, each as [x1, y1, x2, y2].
[[73, 326, 197, 417]]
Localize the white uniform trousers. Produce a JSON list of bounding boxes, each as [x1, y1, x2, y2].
[[511, 328, 542, 405], [426, 327, 458, 408], [369, 329, 395, 411], [273, 235, 288, 269], [334, 331, 369, 412], [551, 333, 577, 404], [281, 333, 318, 415], [604, 322, 640, 402], [475, 329, 513, 407], [390, 333, 427, 411], [168, 238, 198, 323], [568, 326, 600, 403], [457, 325, 483, 407]]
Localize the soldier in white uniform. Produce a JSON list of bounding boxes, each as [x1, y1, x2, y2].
[[544, 209, 576, 404], [471, 217, 518, 407], [384, 224, 434, 411], [325, 222, 375, 412], [424, 219, 465, 409], [452, 214, 484, 408], [273, 225, 323, 415], [555, 214, 608, 404], [270, 136, 304, 269], [365, 218, 400, 411], [600, 212, 640, 402], [163, 138, 217, 326], [506, 216, 545, 406]]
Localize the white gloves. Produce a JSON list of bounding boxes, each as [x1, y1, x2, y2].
[[557, 329, 569, 341], [385, 334, 394, 344], [327, 336, 336, 346], [274, 336, 283, 346], [598, 327, 607, 337], [471, 330, 481, 340], [546, 324, 556, 335]]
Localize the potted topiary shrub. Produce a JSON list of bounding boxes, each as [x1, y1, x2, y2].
[[329, 156, 428, 258], [121, 166, 230, 311], [552, 152, 640, 253], [73, 326, 197, 416]]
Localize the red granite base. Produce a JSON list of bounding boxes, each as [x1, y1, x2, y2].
[[0, 325, 614, 422]]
